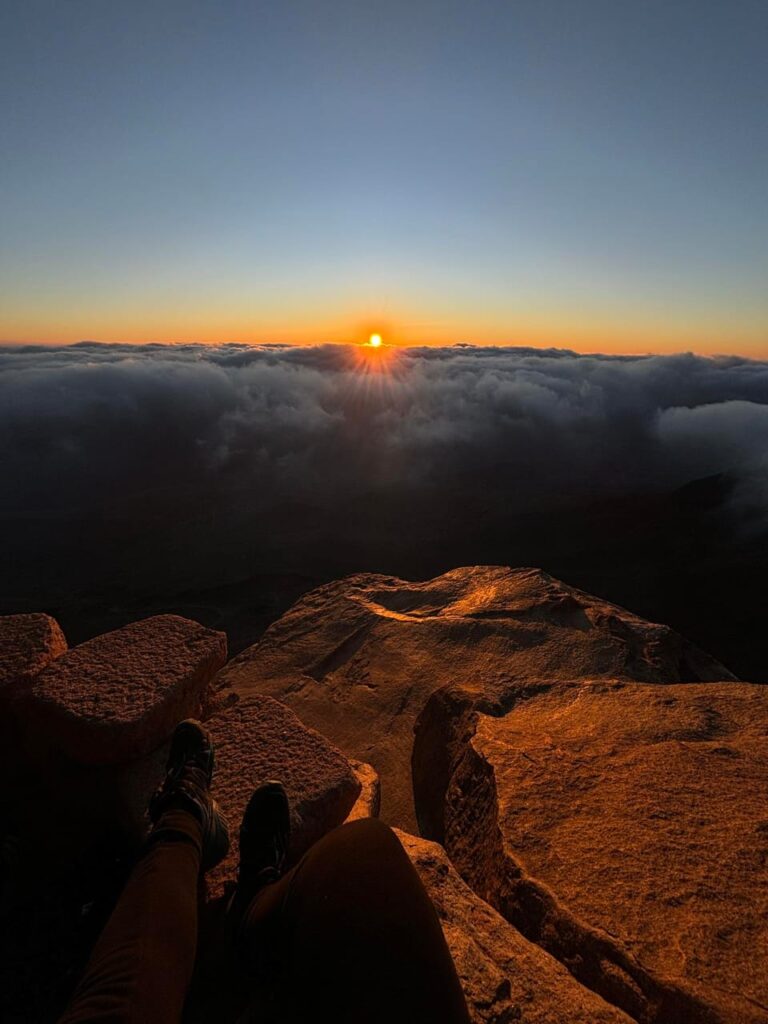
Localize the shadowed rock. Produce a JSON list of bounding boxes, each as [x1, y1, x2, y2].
[[205, 695, 361, 898], [0, 613, 67, 698], [396, 830, 633, 1024], [24, 615, 227, 764], [22, 696, 363, 902], [414, 677, 768, 1024], [216, 566, 733, 828]]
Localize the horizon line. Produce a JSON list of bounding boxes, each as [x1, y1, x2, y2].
[[2, 337, 767, 362]]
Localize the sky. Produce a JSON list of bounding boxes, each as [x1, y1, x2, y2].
[[1, 0, 767, 353]]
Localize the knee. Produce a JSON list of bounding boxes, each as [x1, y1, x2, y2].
[[340, 816, 400, 851], [286, 819, 431, 925], [315, 817, 407, 875]]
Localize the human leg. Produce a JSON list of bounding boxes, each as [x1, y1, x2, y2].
[[59, 811, 203, 1024], [59, 721, 229, 1024], [237, 817, 470, 1024]]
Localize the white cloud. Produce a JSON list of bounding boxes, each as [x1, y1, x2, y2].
[[2, 342, 767, 523]]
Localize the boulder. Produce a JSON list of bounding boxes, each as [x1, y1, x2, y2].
[[414, 678, 768, 1024], [13, 691, 361, 893], [24, 615, 227, 764], [396, 830, 633, 1024], [216, 566, 733, 827], [205, 695, 361, 897], [0, 613, 67, 697]]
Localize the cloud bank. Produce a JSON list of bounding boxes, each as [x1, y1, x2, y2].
[[3, 339, 768, 607], [3, 342, 768, 520]]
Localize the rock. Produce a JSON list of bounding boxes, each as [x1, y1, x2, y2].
[[205, 695, 361, 897], [346, 760, 381, 820], [0, 613, 67, 698], [215, 566, 733, 828], [24, 615, 227, 764], [396, 830, 633, 1024], [414, 677, 768, 1024], [112, 740, 172, 845]]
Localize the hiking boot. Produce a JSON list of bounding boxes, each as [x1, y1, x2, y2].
[[148, 719, 230, 872], [235, 781, 291, 903]]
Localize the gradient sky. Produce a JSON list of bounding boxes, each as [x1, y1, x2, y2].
[[1, 0, 767, 353]]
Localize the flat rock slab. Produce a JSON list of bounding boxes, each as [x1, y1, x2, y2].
[[396, 830, 633, 1024], [25, 615, 227, 764], [205, 695, 361, 898], [0, 613, 67, 696], [417, 678, 768, 1024], [216, 566, 733, 828]]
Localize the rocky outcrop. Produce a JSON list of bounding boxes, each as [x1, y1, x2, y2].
[[24, 615, 227, 764], [396, 830, 633, 1024], [0, 613, 67, 698], [414, 677, 768, 1024], [216, 566, 734, 828], [1, 573, 756, 1024], [205, 695, 361, 897]]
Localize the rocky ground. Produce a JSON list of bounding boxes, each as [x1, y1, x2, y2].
[[217, 566, 734, 829], [0, 566, 764, 1023]]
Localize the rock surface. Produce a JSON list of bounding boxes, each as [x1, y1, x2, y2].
[[346, 760, 381, 820], [396, 830, 633, 1024], [0, 613, 67, 697], [216, 566, 733, 827], [414, 677, 768, 1024], [24, 615, 227, 764], [205, 695, 361, 897], [1, 581, 755, 1024]]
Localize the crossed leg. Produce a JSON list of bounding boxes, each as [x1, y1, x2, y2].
[[60, 810, 203, 1024], [60, 810, 469, 1024], [235, 818, 470, 1024]]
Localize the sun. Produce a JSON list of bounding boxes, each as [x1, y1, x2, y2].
[[354, 329, 397, 378]]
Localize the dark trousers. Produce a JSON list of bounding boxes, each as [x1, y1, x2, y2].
[[60, 815, 470, 1024]]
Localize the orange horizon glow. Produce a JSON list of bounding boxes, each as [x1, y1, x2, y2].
[[2, 314, 767, 358], [1, 288, 767, 358], [2, 286, 767, 357]]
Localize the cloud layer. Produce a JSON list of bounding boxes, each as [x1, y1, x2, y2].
[[3, 342, 768, 524]]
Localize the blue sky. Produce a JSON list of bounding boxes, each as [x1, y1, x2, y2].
[[1, 0, 767, 351]]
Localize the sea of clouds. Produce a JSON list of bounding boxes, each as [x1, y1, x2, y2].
[[2, 342, 768, 527]]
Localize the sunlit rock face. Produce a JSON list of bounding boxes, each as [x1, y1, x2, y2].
[[413, 677, 768, 1024], [395, 830, 633, 1024], [345, 760, 381, 821], [215, 566, 734, 829]]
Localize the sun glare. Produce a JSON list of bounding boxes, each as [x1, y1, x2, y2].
[[355, 329, 397, 379]]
